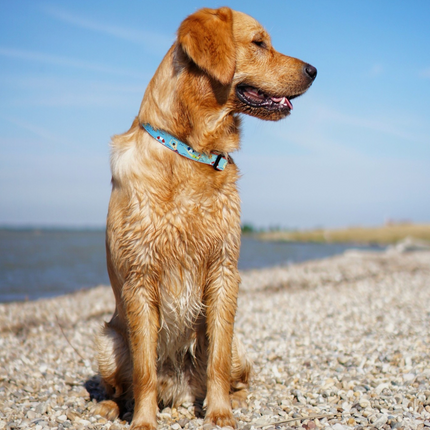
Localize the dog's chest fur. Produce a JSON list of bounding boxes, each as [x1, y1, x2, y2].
[[108, 132, 241, 360]]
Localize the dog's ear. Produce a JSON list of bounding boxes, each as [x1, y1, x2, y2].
[[177, 7, 235, 86]]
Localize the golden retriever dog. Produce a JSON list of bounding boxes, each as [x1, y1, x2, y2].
[[94, 6, 316, 429]]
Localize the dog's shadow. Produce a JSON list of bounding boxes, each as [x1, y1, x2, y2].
[[84, 374, 205, 423], [84, 374, 134, 422], [84, 374, 107, 403]]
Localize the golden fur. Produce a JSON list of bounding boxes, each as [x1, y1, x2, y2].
[[94, 7, 316, 429]]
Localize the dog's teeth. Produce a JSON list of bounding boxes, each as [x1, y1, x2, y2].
[[269, 96, 293, 110], [285, 98, 293, 110]]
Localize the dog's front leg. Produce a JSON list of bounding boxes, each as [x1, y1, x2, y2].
[[204, 264, 240, 428], [123, 279, 159, 430]]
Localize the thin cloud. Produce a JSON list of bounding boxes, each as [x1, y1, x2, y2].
[[0, 47, 144, 79], [313, 104, 427, 145], [419, 67, 430, 78], [367, 63, 384, 77], [248, 100, 428, 161], [2, 75, 145, 93], [42, 5, 172, 54], [10, 93, 137, 108], [270, 126, 366, 160], [0, 115, 72, 146], [1, 75, 148, 108]]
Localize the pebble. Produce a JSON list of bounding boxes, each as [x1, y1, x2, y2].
[[341, 402, 351, 412], [177, 418, 189, 427], [1, 250, 430, 430], [26, 410, 37, 419], [66, 410, 79, 421], [331, 424, 348, 430], [403, 373, 415, 382], [373, 414, 388, 428], [35, 403, 47, 415], [359, 399, 371, 408]]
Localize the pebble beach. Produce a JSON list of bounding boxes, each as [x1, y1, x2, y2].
[[1, 248, 430, 430]]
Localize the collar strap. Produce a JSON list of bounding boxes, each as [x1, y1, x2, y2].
[[141, 123, 228, 171]]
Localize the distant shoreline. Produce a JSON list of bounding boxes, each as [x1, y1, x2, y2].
[[3, 223, 430, 246], [0, 226, 105, 232], [0, 232, 380, 304], [258, 223, 430, 245]]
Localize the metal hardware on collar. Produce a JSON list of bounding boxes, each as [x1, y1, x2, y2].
[[141, 123, 228, 171], [212, 154, 224, 171]]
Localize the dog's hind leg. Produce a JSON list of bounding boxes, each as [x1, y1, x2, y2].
[[94, 318, 133, 420], [230, 333, 252, 408]]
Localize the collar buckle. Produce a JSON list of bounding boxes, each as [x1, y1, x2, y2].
[[212, 154, 227, 171]]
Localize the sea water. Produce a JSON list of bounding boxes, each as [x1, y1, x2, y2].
[[0, 229, 382, 302]]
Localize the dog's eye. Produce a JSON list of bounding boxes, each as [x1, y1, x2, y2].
[[252, 40, 266, 49]]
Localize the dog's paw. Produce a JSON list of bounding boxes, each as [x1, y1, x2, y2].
[[92, 400, 120, 421], [205, 410, 237, 428], [231, 388, 248, 409]]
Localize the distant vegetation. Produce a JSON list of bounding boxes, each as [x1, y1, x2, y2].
[[241, 223, 256, 233], [258, 223, 430, 245], [241, 223, 283, 234]]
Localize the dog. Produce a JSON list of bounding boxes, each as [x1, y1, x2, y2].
[[94, 7, 316, 429]]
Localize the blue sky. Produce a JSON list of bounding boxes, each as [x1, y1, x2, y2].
[[1, 0, 429, 229]]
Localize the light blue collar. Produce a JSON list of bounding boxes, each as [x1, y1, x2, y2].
[[141, 123, 229, 171]]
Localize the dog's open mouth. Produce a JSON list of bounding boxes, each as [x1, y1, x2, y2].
[[236, 85, 296, 112]]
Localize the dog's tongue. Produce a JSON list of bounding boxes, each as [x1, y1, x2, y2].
[[244, 87, 294, 109], [271, 96, 293, 110], [244, 87, 265, 101]]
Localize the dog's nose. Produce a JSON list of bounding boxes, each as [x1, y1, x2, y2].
[[304, 64, 317, 80]]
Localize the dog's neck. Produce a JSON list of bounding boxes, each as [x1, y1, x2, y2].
[[137, 45, 241, 155], [141, 123, 229, 171]]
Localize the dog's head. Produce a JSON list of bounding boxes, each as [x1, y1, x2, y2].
[[177, 7, 317, 122]]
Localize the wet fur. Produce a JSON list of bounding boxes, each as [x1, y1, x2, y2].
[[94, 7, 315, 430]]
